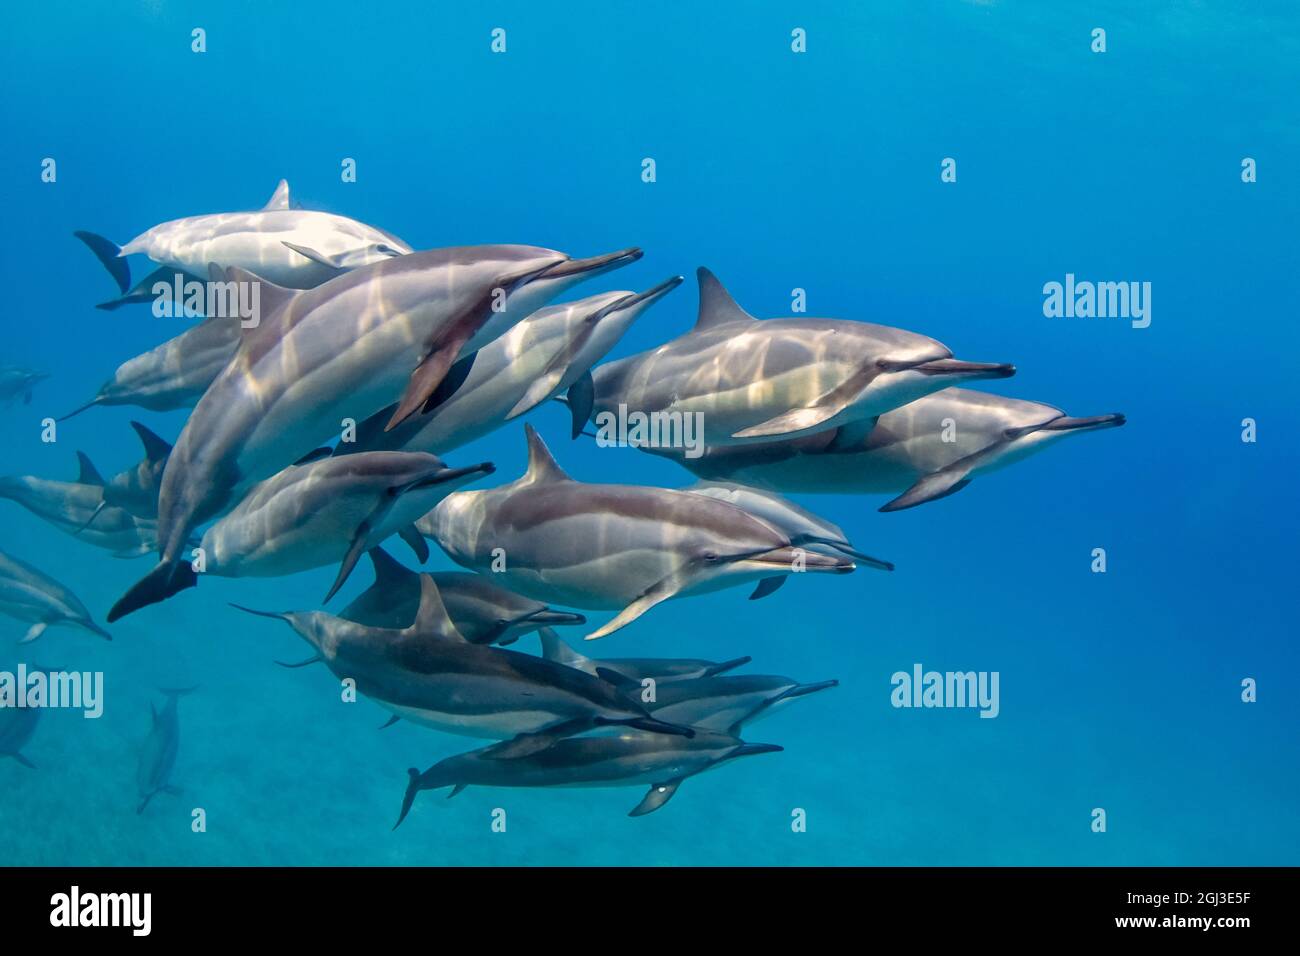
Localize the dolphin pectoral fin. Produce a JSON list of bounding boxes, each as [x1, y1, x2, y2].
[[378, 714, 402, 730], [74, 500, 107, 536], [323, 520, 376, 603], [107, 560, 199, 622], [448, 783, 467, 799], [596, 716, 696, 739], [162, 784, 183, 797], [734, 361, 884, 440], [483, 718, 593, 760], [629, 779, 683, 817], [749, 576, 786, 600], [827, 417, 878, 452], [395, 768, 422, 829], [10, 752, 37, 770], [136, 792, 155, 815], [292, 446, 333, 466], [281, 241, 346, 273], [566, 372, 595, 439], [880, 469, 974, 512], [74, 230, 130, 294], [20, 622, 47, 644], [593, 666, 637, 691], [274, 654, 322, 669], [584, 579, 681, 641], [506, 368, 569, 421], [398, 525, 429, 564], [386, 340, 472, 431]]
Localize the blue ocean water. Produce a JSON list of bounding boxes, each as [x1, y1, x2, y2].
[[1, 0, 1296, 866]]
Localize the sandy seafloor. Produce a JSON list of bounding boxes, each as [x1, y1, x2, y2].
[[1, 1, 1297, 865]]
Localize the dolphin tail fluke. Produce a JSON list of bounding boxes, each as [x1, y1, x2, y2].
[[629, 779, 682, 817], [703, 655, 753, 677], [107, 561, 198, 622], [74, 231, 130, 294], [880, 469, 973, 512], [394, 768, 422, 830]]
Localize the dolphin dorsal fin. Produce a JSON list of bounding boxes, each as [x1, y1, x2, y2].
[[207, 263, 301, 328], [129, 421, 172, 464], [536, 626, 591, 670], [367, 547, 416, 589], [694, 267, 756, 331], [75, 451, 105, 486], [406, 574, 467, 641], [523, 424, 570, 484], [262, 179, 291, 210]]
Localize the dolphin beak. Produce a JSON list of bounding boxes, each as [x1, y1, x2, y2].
[[746, 547, 855, 573], [825, 543, 894, 572], [521, 608, 588, 627], [539, 247, 643, 282], [611, 275, 684, 313], [914, 358, 1017, 380], [781, 679, 839, 700], [408, 462, 496, 490], [1039, 413, 1127, 432]]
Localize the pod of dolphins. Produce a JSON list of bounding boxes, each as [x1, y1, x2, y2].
[[1, 180, 1124, 822]]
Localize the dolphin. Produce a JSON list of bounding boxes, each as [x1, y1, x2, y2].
[[641, 388, 1126, 511], [536, 626, 751, 683], [395, 728, 783, 826], [0, 680, 43, 769], [0, 549, 111, 643], [683, 480, 893, 570], [108, 243, 639, 622], [420, 425, 856, 640], [338, 277, 682, 456], [75, 179, 414, 306], [647, 674, 839, 734], [136, 687, 195, 814], [148, 452, 492, 611], [74, 422, 173, 527], [590, 267, 1015, 445], [0, 458, 162, 558], [59, 313, 241, 419], [0, 366, 48, 406], [335, 547, 586, 645], [234, 574, 694, 753]]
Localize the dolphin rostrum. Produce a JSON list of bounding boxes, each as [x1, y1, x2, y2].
[[647, 674, 839, 734], [0, 458, 162, 557], [420, 425, 856, 640], [59, 313, 242, 419], [641, 387, 1126, 511], [0, 366, 48, 406], [395, 728, 783, 826], [108, 243, 638, 622], [235, 574, 694, 752], [136, 687, 195, 814], [536, 627, 751, 683], [590, 266, 1015, 445], [76, 179, 413, 306], [339, 278, 682, 456], [336, 547, 586, 645], [0, 549, 111, 643], [683, 480, 893, 570]]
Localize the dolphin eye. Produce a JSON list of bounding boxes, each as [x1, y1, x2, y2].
[[1003, 428, 1019, 440], [701, 551, 720, 563], [375, 244, 395, 254]]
